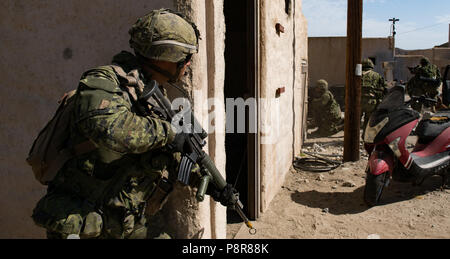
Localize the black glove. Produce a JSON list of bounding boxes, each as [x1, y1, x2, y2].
[[170, 133, 192, 153], [207, 184, 238, 207]]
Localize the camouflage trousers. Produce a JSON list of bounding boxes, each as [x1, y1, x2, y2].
[[314, 113, 343, 137], [34, 188, 174, 239], [32, 152, 181, 239], [361, 99, 379, 133]]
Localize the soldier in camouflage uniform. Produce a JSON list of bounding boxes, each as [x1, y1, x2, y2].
[[32, 9, 229, 239], [309, 79, 343, 137], [361, 58, 387, 132], [407, 57, 442, 112]]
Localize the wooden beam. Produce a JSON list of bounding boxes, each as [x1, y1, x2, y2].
[[344, 0, 363, 162]]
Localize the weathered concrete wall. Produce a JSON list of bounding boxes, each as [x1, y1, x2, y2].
[[205, 0, 227, 239], [259, 0, 308, 212], [0, 0, 175, 238], [363, 38, 394, 77], [293, 1, 309, 157], [157, 0, 227, 239], [308, 37, 347, 88], [308, 37, 393, 88]]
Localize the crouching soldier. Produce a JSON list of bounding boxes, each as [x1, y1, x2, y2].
[[309, 79, 344, 137]]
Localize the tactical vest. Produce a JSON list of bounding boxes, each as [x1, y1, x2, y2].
[[361, 70, 384, 103]]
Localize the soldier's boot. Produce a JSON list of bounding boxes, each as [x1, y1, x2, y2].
[[311, 128, 328, 138], [337, 118, 345, 131], [315, 125, 340, 137]]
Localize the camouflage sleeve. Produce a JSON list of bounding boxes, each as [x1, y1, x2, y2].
[[75, 69, 176, 155], [311, 92, 331, 107], [78, 102, 175, 154], [379, 75, 388, 95], [320, 92, 332, 106], [435, 66, 441, 79]]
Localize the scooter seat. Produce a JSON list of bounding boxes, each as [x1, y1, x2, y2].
[[416, 111, 450, 144]]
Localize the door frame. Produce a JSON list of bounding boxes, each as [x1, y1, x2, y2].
[[246, 0, 261, 220]]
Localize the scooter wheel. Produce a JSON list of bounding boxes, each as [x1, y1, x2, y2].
[[364, 172, 389, 207]]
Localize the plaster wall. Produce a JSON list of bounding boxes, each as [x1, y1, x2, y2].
[[205, 0, 227, 239], [293, 2, 309, 156], [308, 37, 347, 88], [259, 0, 308, 212], [362, 38, 394, 76], [432, 48, 450, 74], [308, 37, 393, 88], [156, 0, 227, 239]]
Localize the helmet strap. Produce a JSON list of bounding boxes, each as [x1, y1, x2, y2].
[[148, 62, 181, 83], [137, 57, 180, 83], [137, 52, 191, 83]]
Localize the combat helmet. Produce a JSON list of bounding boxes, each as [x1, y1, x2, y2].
[[129, 9, 200, 68], [362, 58, 374, 70], [420, 57, 430, 66], [314, 79, 328, 95]]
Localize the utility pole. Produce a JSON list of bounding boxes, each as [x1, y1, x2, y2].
[[389, 17, 399, 57], [344, 0, 362, 162]]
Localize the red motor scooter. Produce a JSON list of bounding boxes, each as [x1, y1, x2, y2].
[[363, 84, 450, 207]]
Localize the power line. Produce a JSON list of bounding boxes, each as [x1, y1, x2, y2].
[[398, 20, 450, 35]]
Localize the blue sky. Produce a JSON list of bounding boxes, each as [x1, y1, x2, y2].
[[302, 0, 450, 50]]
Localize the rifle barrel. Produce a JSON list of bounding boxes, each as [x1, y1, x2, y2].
[[235, 205, 256, 235]]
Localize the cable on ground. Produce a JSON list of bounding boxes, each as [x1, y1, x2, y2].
[[293, 151, 342, 172]]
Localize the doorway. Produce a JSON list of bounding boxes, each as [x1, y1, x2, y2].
[[224, 0, 259, 221]]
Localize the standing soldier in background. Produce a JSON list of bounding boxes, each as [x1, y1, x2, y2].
[[361, 58, 387, 132], [309, 79, 343, 137], [407, 57, 442, 112]]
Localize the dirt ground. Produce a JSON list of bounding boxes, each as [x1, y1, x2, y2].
[[226, 130, 450, 239]]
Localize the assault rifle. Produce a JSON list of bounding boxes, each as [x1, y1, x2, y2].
[[418, 76, 441, 87], [408, 65, 419, 74], [139, 80, 256, 234]]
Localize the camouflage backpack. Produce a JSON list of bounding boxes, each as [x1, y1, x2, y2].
[[26, 90, 96, 185], [26, 63, 149, 185]]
